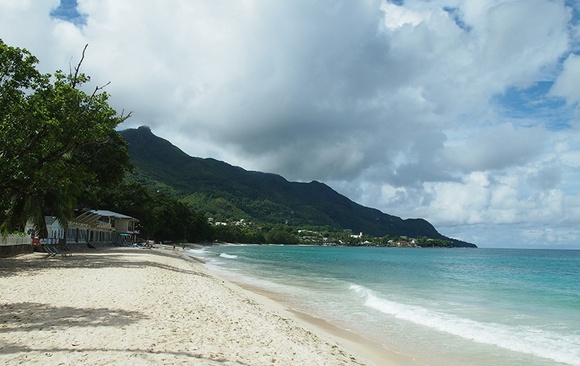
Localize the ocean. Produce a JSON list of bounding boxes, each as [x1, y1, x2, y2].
[[188, 245, 580, 366]]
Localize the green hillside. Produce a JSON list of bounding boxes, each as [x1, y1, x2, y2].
[[120, 126, 476, 247]]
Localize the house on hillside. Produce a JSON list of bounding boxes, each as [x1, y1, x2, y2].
[[350, 232, 363, 239]]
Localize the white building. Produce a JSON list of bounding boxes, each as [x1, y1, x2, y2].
[[26, 210, 139, 245]]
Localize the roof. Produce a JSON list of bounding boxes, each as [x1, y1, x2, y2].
[[71, 211, 102, 225], [45, 216, 61, 226], [89, 210, 138, 221], [69, 210, 139, 226]]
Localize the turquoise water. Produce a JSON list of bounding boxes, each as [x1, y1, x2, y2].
[[191, 246, 580, 366]]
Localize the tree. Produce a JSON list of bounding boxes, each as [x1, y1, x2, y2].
[[265, 225, 299, 244], [0, 40, 132, 235], [96, 181, 214, 243]]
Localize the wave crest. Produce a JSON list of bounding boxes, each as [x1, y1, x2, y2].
[[349, 284, 580, 365]]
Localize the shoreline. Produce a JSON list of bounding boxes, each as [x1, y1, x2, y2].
[[184, 247, 423, 365], [220, 279, 425, 366], [0, 247, 412, 365]]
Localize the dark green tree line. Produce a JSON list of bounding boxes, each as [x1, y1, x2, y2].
[[96, 181, 213, 243]]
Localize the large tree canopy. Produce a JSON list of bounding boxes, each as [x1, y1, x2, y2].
[[96, 181, 214, 243], [0, 39, 132, 235]]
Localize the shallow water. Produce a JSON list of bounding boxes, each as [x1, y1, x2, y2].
[[191, 245, 580, 366]]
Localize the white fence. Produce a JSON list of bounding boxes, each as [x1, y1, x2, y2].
[[0, 234, 32, 246]]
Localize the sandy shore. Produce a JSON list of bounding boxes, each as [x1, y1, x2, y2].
[[0, 247, 410, 365]]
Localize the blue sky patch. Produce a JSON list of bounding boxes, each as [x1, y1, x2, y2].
[[50, 0, 86, 26], [443, 7, 471, 32], [494, 82, 572, 131]]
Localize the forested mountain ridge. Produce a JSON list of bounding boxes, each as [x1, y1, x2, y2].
[[120, 126, 476, 247]]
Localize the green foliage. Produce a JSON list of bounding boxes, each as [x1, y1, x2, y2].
[[183, 193, 250, 223], [0, 40, 132, 235], [416, 237, 453, 248], [96, 181, 213, 243], [211, 223, 301, 244], [264, 225, 299, 244], [211, 225, 239, 243]]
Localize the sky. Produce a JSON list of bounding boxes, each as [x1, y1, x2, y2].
[[1, 0, 580, 248]]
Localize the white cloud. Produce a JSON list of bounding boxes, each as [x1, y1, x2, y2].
[[382, 2, 431, 29], [1, 0, 579, 247], [551, 54, 580, 105], [443, 124, 546, 173]]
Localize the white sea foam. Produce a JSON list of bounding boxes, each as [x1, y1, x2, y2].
[[185, 248, 207, 256], [184, 248, 213, 262], [219, 253, 238, 259], [350, 284, 580, 366]]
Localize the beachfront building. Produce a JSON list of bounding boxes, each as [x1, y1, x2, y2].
[[25, 209, 139, 246]]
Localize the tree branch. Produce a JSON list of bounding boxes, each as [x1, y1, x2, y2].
[[119, 109, 133, 121], [71, 44, 88, 88]]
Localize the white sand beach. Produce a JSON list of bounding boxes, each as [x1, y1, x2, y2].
[[0, 247, 414, 365]]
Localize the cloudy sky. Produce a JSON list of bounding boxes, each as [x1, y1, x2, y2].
[[2, 0, 580, 248]]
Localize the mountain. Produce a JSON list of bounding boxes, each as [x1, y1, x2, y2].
[[119, 126, 476, 248]]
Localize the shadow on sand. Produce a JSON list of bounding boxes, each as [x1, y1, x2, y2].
[[0, 341, 254, 366], [0, 302, 144, 334], [0, 300, 251, 366], [0, 248, 210, 279]]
